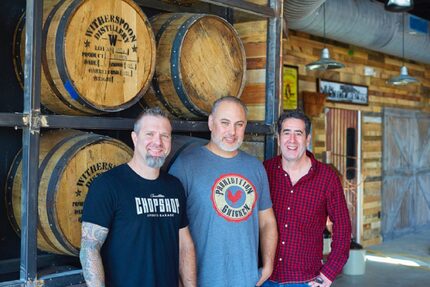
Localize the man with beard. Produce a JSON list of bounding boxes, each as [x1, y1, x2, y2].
[[262, 110, 351, 287], [80, 107, 196, 287], [169, 96, 278, 287]]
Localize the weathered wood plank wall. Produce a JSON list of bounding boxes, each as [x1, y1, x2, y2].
[[237, 21, 430, 245]]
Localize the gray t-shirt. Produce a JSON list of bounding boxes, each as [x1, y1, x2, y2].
[[169, 146, 272, 287]]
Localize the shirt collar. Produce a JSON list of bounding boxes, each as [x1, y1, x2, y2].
[[275, 150, 318, 173]]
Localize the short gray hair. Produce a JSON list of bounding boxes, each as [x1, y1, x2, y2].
[[134, 107, 170, 133], [211, 96, 248, 116]]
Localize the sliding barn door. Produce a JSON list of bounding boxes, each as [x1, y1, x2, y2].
[[382, 108, 430, 239]]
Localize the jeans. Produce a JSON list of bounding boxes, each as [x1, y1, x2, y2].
[[261, 280, 309, 287]]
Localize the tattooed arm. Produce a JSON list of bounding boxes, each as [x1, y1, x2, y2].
[[80, 222, 109, 287]]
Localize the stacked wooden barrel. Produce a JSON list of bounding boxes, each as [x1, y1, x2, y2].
[[142, 13, 247, 119], [5, 130, 133, 256], [7, 0, 249, 257], [13, 0, 156, 115]]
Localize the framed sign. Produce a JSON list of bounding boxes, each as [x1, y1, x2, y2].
[[283, 65, 299, 110], [318, 79, 368, 105]]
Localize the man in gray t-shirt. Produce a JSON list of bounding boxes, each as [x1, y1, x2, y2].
[[169, 96, 278, 287]]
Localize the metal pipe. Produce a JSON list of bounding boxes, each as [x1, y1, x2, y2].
[[356, 111, 363, 243], [285, 0, 430, 64]]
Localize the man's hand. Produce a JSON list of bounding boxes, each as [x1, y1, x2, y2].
[[255, 266, 273, 286], [308, 273, 332, 287]]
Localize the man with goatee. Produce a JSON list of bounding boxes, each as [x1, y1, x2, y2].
[[170, 96, 278, 287], [80, 107, 196, 287]]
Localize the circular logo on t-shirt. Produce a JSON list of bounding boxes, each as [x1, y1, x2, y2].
[[211, 174, 257, 222]]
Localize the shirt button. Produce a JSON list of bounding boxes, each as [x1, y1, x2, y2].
[[284, 174, 287, 177], [279, 258, 283, 261], [284, 224, 288, 228], [290, 190, 294, 193], [287, 207, 291, 210], [282, 241, 285, 245]]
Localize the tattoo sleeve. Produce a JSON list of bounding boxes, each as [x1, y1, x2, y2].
[[80, 222, 109, 287]]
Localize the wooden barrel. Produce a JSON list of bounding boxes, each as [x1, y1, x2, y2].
[[163, 134, 208, 172], [13, 0, 156, 115], [5, 130, 133, 256], [141, 13, 246, 119]]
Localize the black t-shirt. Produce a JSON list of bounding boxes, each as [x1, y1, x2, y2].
[[82, 164, 188, 287]]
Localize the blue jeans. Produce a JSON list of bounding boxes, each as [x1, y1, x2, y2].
[[262, 280, 309, 287]]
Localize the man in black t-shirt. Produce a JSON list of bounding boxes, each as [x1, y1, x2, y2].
[[80, 107, 196, 287]]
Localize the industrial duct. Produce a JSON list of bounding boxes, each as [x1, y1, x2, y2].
[[284, 0, 430, 64]]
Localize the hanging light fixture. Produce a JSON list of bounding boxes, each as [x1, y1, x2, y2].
[[387, 13, 419, 85], [385, 0, 414, 12], [306, 2, 344, 71]]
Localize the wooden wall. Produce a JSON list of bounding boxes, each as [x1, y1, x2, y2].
[[235, 20, 267, 121], [286, 31, 430, 246], [239, 22, 430, 246]]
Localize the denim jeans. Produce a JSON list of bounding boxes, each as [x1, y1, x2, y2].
[[261, 280, 309, 287]]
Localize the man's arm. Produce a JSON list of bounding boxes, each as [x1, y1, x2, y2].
[[178, 227, 196, 287], [80, 222, 109, 287], [179, 227, 196, 287], [320, 172, 352, 283], [256, 208, 278, 286]]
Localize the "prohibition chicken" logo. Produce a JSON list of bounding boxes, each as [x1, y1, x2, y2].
[[211, 174, 257, 222]]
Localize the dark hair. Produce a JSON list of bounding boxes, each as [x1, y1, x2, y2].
[[277, 110, 311, 135], [134, 107, 170, 133], [211, 96, 248, 116]]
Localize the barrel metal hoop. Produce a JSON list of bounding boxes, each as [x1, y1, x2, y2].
[[5, 150, 24, 235], [46, 134, 106, 255], [5, 133, 84, 254], [13, 14, 25, 88], [150, 14, 183, 118], [170, 14, 208, 118], [55, 0, 99, 113], [41, 0, 86, 114], [36, 133, 87, 253], [154, 14, 181, 43]]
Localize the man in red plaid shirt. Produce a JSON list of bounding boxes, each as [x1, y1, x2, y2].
[[262, 110, 351, 287]]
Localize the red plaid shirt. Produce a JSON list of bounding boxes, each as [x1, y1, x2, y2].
[[263, 152, 351, 283]]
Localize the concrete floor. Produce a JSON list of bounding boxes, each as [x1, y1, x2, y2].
[[332, 227, 430, 287], [71, 228, 430, 287]]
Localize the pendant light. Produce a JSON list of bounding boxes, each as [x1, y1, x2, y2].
[[385, 0, 414, 12], [387, 13, 419, 86], [306, 2, 344, 71]]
